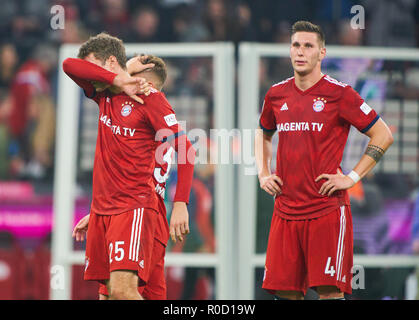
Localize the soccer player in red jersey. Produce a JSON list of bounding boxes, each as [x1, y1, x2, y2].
[[73, 55, 179, 300], [63, 34, 195, 300], [74, 142, 174, 300], [255, 21, 394, 300]]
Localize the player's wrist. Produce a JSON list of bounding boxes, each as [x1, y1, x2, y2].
[[112, 71, 130, 87], [112, 73, 123, 87], [173, 201, 187, 208], [257, 170, 271, 180], [346, 170, 361, 184]]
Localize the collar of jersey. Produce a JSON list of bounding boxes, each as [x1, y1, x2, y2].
[[292, 74, 326, 96]]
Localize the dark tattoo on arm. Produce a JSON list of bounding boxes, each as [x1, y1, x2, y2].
[[365, 144, 385, 162]]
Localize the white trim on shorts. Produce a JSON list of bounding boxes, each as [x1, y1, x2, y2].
[[129, 208, 144, 262], [335, 206, 346, 282]]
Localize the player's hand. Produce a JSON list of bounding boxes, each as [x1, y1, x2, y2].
[[72, 214, 90, 242], [127, 55, 153, 96], [127, 55, 155, 77], [112, 71, 149, 104], [169, 202, 190, 243], [316, 169, 355, 197], [258, 174, 283, 196], [134, 79, 151, 97]]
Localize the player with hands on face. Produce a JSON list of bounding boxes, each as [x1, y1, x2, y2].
[[71, 51, 194, 300], [64, 33, 195, 300]]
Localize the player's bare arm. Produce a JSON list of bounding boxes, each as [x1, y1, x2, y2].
[[255, 128, 283, 196], [169, 202, 190, 243], [364, 144, 385, 162], [316, 118, 393, 196]]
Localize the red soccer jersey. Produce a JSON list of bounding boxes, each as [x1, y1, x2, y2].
[[153, 142, 174, 201], [153, 141, 173, 245], [90, 88, 185, 216], [63, 57, 194, 221], [259, 74, 379, 220]]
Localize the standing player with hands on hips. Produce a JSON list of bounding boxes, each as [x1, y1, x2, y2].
[[255, 21, 393, 300], [63, 33, 196, 300]]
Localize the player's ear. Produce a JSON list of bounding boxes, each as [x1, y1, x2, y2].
[[319, 46, 326, 61], [107, 55, 119, 69]]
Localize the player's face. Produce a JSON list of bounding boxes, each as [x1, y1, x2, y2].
[[290, 32, 325, 76]]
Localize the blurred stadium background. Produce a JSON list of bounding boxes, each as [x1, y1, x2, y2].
[[0, 0, 419, 300]]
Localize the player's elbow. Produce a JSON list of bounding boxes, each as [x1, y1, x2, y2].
[[62, 58, 72, 74], [384, 129, 394, 149], [387, 132, 394, 147], [370, 119, 394, 150]]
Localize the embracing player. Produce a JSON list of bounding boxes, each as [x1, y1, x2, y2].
[[255, 21, 393, 300], [73, 55, 180, 300], [63, 33, 195, 300]]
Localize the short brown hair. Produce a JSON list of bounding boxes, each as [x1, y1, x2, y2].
[[78, 32, 127, 68], [136, 54, 167, 90], [291, 21, 325, 47]]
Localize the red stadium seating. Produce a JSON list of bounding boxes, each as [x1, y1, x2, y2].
[[0, 232, 25, 299], [17, 237, 51, 299]]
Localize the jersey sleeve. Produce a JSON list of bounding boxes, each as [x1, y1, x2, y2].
[[144, 93, 185, 141], [144, 92, 195, 204], [339, 86, 380, 133], [62, 58, 117, 103], [259, 89, 276, 133]]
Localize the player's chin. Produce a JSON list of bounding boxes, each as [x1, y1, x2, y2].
[[294, 66, 311, 76]]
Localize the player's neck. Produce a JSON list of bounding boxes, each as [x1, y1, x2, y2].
[[294, 69, 324, 92]]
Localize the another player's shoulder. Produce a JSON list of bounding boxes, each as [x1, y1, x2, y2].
[[141, 89, 176, 119], [144, 87, 165, 100], [142, 88, 172, 107]]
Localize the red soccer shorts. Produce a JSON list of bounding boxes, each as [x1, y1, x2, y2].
[[262, 205, 353, 295], [97, 236, 167, 300], [84, 207, 160, 287]]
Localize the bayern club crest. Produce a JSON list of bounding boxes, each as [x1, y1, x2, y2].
[[121, 101, 134, 117], [312, 97, 327, 112]]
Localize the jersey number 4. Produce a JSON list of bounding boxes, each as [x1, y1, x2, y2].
[[324, 257, 336, 277]]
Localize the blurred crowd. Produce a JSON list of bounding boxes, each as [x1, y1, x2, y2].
[[0, 0, 419, 181]]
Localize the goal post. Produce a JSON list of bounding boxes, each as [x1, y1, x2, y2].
[[51, 43, 236, 299]]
